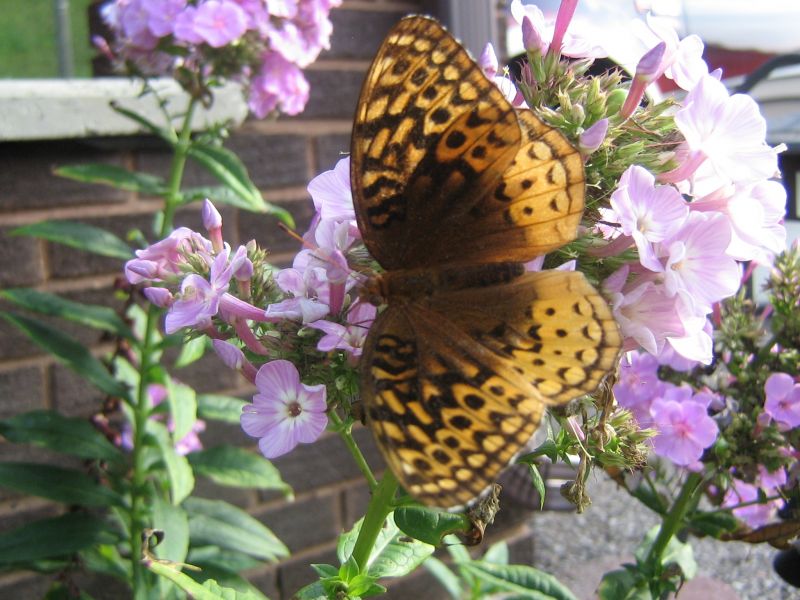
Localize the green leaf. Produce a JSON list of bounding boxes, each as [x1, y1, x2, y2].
[[0, 513, 118, 564], [393, 506, 470, 546], [188, 546, 262, 574], [54, 164, 167, 195], [10, 221, 131, 260], [292, 581, 328, 600], [687, 511, 739, 538], [150, 421, 195, 505], [423, 556, 462, 600], [0, 288, 131, 339], [196, 394, 247, 424], [527, 463, 546, 510], [187, 564, 269, 600], [0, 410, 122, 463], [187, 142, 294, 226], [630, 483, 669, 516], [145, 560, 262, 600], [164, 378, 197, 443], [180, 185, 267, 212], [152, 493, 190, 565], [184, 497, 288, 562], [483, 541, 509, 565], [80, 544, 130, 582], [337, 513, 435, 579], [633, 526, 697, 580], [174, 336, 208, 368], [188, 445, 291, 494], [45, 582, 97, 599], [0, 312, 130, 400], [0, 463, 124, 507], [460, 562, 578, 600], [110, 102, 177, 143], [597, 568, 651, 600], [311, 563, 339, 578]]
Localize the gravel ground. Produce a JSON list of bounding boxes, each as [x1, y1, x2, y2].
[[529, 474, 797, 599]]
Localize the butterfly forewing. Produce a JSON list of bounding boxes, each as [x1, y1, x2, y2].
[[351, 16, 520, 270]]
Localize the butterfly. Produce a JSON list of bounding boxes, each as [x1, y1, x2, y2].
[[351, 15, 621, 508]]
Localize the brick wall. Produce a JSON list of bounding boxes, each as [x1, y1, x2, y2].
[[0, 2, 541, 598]]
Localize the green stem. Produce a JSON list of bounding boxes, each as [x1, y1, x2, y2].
[[330, 412, 378, 491], [350, 470, 398, 573], [645, 471, 703, 572], [160, 99, 197, 235], [129, 98, 197, 598]]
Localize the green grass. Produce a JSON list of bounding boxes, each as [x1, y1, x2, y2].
[[0, 0, 96, 78]]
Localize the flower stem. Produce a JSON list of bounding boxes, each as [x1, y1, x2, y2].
[[129, 98, 197, 598], [644, 471, 704, 573], [160, 99, 197, 236], [350, 470, 398, 573], [330, 412, 378, 491]]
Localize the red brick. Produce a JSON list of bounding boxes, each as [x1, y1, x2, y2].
[[328, 9, 416, 60], [0, 227, 44, 288], [276, 546, 338, 599], [254, 490, 341, 554], [0, 366, 46, 419]]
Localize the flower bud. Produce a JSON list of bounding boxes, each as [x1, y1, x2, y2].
[[578, 118, 609, 156], [202, 199, 224, 252], [143, 286, 174, 308], [522, 16, 545, 55]]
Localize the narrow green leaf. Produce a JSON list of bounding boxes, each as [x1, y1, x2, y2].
[[0, 463, 124, 507], [483, 541, 509, 565], [165, 378, 197, 443], [687, 511, 739, 538], [290, 581, 327, 600], [152, 493, 190, 565], [184, 497, 288, 562], [80, 544, 131, 582], [187, 564, 269, 600], [150, 422, 195, 505], [526, 463, 546, 510], [180, 185, 265, 212], [423, 556, 462, 600], [110, 102, 177, 143], [174, 336, 207, 368], [187, 446, 290, 493], [0, 410, 122, 463], [187, 546, 262, 573], [54, 164, 167, 195], [394, 506, 470, 546], [0, 288, 131, 339], [187, 142, 294, 226], [0, 513, 118, 564], [0, 312, 130, 400], [460, 562, 578, 600], [146, 560, 262, 600], [196, 394, 247, 424], [10, 221, 131, 260]]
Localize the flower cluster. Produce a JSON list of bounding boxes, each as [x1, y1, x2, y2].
[[99, 0, 342, 116]]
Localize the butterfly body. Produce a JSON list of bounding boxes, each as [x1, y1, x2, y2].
[[351, 16, 621, 508]]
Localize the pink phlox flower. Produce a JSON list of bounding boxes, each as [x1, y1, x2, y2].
[[651, 385, 719, 467], [308, 157, 356, 223], [308, 301, 376, 358], [606, 267, 686, 356], [165, 248, 234, 333], [248, 52, 310, 117], [111, 0, 160, 49], [723, 476, 782, 529], [183, 0, 248, 48], [241, 360, 328, 458], [125, 227, 213, 285], [671, 75, 778, 197], [764, 372, 800, 429], [659, 211, 741, 311], [609, 165, 688, 271], [656, 319, 712, 370], [509, 0, 607, 59], [479, 43, 499, 78], [643, 13, 708, 91], [265, 262, 330, 323], [614, 351, 671, 427], [141, 0, 186, 37], [173, 6, 204, 44], [692, 181, 787, 264]]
